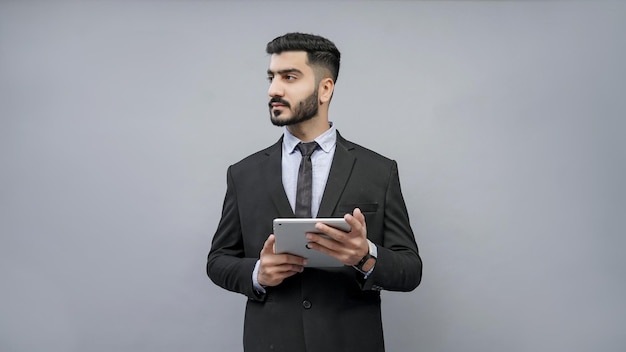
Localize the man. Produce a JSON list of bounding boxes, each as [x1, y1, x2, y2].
[[207, 32, 422, 352]]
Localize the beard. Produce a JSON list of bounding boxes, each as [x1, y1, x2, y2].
[[269, 90, 319, 127]]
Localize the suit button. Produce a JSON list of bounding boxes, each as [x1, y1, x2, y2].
[[302, 300, 312, 309]]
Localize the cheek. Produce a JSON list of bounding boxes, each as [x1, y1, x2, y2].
[[294, 86, 317, 102]]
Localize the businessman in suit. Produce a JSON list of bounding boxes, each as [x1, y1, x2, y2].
[[207, 33, 422, 352]]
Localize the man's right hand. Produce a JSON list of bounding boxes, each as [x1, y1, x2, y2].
[[258, 234, 307, 287]]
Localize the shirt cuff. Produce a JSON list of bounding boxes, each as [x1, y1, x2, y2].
[[368, 239, 378, 258], [363, 240, 377, 278], [252, 259, 266, 294]]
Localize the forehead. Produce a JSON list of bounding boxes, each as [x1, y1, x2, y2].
[[268, 51, 311, 73]]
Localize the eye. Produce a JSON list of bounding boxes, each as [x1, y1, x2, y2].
[[267, 76, 274, 83], [285, 75, 297, 81]]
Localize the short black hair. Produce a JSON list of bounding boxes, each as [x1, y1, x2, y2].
[[266, 32, 341, 83]]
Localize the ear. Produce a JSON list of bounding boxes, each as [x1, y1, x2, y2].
[[318, 77, 335, 105]]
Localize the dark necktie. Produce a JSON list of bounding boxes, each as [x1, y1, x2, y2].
[[295, 141, 319, 218]]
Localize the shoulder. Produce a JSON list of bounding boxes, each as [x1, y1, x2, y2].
[[337, 131, 395, 167], [229, 137, 282, 172]]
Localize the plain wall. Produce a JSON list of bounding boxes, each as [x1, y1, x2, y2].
[[1, 1, 624, 351]]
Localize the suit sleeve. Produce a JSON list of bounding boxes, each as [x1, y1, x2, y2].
[[363, 161, 422, 292], [206, 166, 265, 301]]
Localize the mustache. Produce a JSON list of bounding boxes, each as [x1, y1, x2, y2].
[[269, 97, 290, 108]]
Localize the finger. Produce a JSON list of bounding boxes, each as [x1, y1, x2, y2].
[[259, 256, 305, 286], [268, 268, 304, 285], [264, 261, 305, 279], [306, 232, 342, 252], [267, 250, 308, 266], [305, 241, 349, 263], [313, 222, 348, 242], [260, 266, 302, 287], [277, 253, 307, 266], [306, 239, 338, 253], [274, 263, 305, 274]]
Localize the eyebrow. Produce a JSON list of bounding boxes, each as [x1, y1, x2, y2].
[[266, 68, 303, 76]]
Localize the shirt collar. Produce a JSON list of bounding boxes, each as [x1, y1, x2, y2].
[[284, 122, 337, 154]]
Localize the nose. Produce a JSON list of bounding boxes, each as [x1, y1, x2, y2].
[[268, 78, 284, 98]]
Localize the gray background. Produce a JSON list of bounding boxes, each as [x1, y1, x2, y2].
[[1, 1, 624, 351]]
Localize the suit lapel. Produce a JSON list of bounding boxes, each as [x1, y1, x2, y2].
[[263, 137, 295, 217], [317, 132, 356, 217]]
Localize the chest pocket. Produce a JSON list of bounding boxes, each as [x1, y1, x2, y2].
[[336, 203, 378, 215]]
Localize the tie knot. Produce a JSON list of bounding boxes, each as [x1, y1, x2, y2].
[[296, 141, 318, 157]]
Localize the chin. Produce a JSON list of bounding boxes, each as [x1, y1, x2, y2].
[[270, 111, 291, 124], [271, 116, 292, 127]]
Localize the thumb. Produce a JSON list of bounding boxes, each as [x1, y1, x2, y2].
[[261, 234, 276, 255], [353, 207, 365, 224]]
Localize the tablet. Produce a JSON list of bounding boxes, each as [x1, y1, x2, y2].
[[273, 218, 351, 267]]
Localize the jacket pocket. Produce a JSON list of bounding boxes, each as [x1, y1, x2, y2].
[[336, 203, 378, 215]]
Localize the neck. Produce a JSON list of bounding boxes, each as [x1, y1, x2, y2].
[[287, 111, 330, 142]]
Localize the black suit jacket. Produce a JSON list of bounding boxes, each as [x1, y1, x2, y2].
[[207, 132, 422, 352]]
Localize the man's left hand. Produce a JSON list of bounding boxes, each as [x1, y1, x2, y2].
[[305, 208, 369, 266]]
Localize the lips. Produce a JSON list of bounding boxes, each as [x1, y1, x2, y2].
[[269, 98, 290, 109]]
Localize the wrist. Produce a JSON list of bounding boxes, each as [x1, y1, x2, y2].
[[353, 241, 377, 274]]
